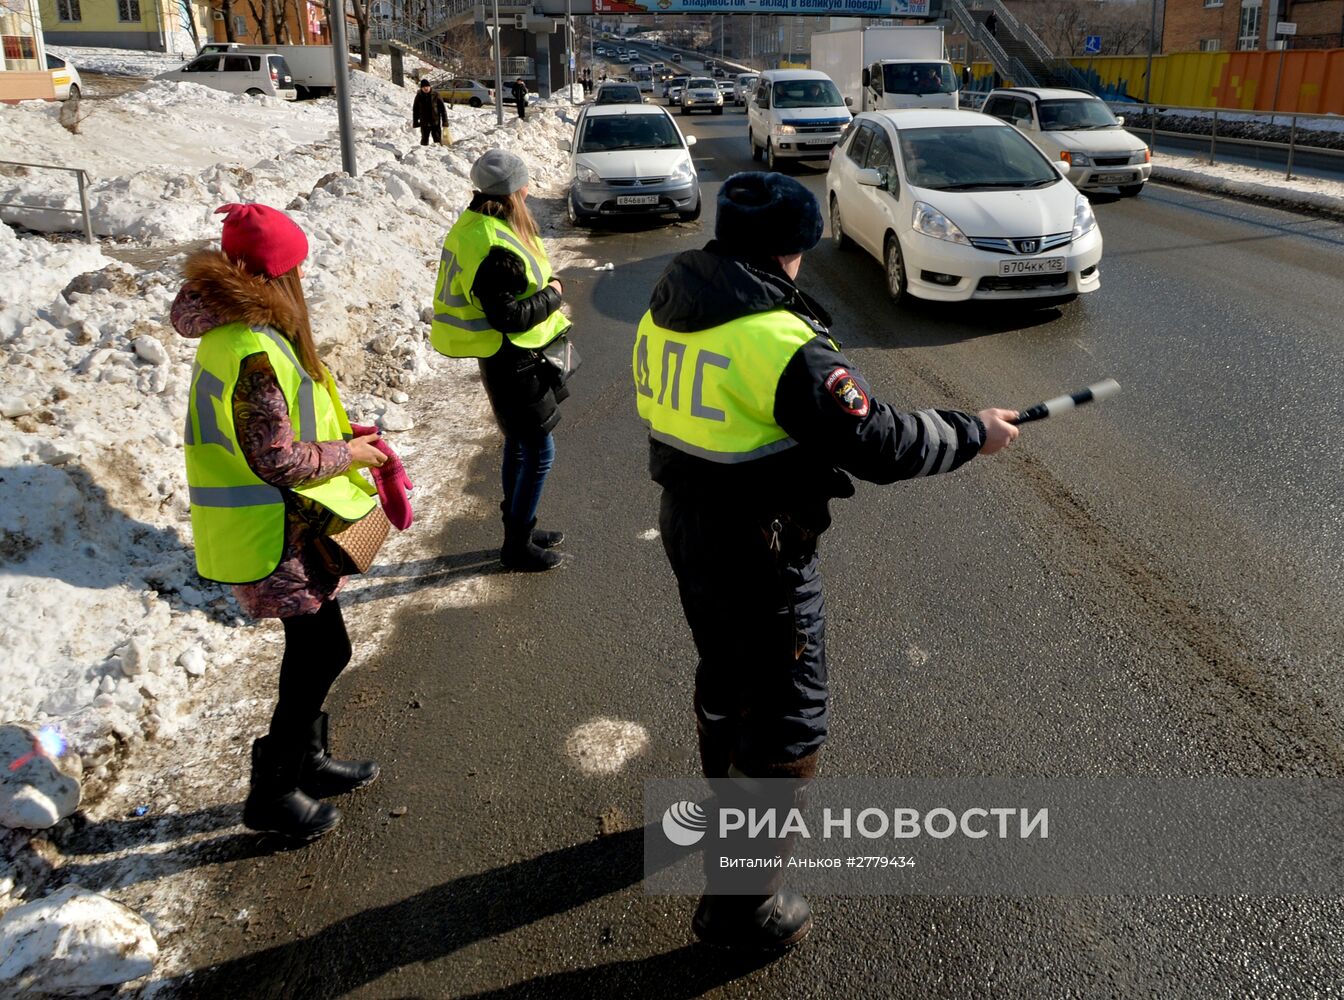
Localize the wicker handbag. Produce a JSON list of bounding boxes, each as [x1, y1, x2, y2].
[[309, 504, 390, 576]]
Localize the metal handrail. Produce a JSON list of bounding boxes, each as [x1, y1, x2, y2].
[[0, 159, 94, 244], [947, 0, 1038, 86]]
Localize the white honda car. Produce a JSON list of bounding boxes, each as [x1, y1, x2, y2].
[[826, 109, 1102, 304]]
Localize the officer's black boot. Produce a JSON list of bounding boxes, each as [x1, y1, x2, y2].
[[242, 736, 341, 840], [500, 517, 564, 571], [299, 712, 379, 798], [500, 500, 563, 549], [692, 890, 813, 951]]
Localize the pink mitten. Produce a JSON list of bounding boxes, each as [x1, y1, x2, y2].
[[350, 424, 415, 530]]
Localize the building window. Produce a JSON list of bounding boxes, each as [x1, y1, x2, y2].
[[1237, 0, 1261, 49], [1203, 0, 1223, 6], [233, 14, 247, 35], [117, 0, 141, 20], [1198, 37, 1222, 50], [57, 0, 81, 20], [3, 34, 37, 60]]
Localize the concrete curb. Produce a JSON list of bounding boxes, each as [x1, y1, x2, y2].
[[1151, 164, 1344, 221]]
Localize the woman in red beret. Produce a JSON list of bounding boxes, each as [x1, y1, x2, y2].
[[172, 203, 387, 841]]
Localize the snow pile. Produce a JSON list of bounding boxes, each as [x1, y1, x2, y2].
[[1152, 150, 1344, 216], [0, 725, 81, 830], [46, 44, 191, 79], [0, 884, 157, 995]]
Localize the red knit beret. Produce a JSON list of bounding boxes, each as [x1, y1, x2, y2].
[[214, 203, 309, 278]]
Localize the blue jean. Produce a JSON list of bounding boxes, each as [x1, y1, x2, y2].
[[502, 433, 555, 525]]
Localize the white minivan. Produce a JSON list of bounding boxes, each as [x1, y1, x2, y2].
[[747, 69, 852, 171], [158, 50, 297, 100]]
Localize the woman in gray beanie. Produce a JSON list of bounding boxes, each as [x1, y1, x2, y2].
[[429, 149, 573, 571]]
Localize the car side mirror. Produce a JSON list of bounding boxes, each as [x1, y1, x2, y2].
[[1052, 159, 1069, 176], [1115, 114, 1126, 126], [855, 167, 883, 187], [559, 138, 572, 152], [844, 96, 854, 107], [685, 134, 697, 147], [861, 67, 870, 88]]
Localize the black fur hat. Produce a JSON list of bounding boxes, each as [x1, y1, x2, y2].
[[715, 171, 823, 256]]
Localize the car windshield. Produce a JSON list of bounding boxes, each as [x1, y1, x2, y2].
[[772, 79, 844, 108], [897, 124, 1059, 191], [578, 114, 684, 152], [596, 85, 641, 103], [1037, 98, 1119, 130], [882, 63, 956, 96], [686, 78, 715, 89]]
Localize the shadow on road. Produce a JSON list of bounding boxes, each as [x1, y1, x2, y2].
[[160, 824, 758, 1000]]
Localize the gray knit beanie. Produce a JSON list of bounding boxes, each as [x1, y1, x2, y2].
[[470, 149, 529, 197]]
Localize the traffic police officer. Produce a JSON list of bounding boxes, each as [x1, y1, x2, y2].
[[634, 172, 1020, 949], [432, 150, 572, 571]]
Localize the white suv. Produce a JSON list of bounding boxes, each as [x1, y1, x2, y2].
[[982, 87, 1151, 197], [158, 51, 297, 100], [747, 69, 852, 171], [680, 77, 723, 115]]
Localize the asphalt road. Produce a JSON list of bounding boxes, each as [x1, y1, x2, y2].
[[172, 109, 1344, 998]]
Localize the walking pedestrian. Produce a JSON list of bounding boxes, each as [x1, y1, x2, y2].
[[985, 10, 998, 36], [412, 78, 448, 146], [633, 172, 1020, 950], [174, 204, 387, 841], [511, 77, 528, 120], [429, 150, 574, 571]]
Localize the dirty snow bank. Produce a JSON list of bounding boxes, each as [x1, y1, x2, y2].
[[1152, 150, 1344, 216]]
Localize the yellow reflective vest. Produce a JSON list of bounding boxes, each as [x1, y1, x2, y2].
[[634, 309, 820, 464], [184, 322, 376, 584], [430, 210, 570, 359]]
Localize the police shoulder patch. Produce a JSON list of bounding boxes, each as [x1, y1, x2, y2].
[[823, 367, 869, 417]]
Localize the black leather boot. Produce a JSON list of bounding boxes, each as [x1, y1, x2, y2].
[[299, 712, 379, 798], [242, 736, 340, 840], [692, 890, 813, 951], [500, 517, 565, 571], [500, 501, 563, 549]]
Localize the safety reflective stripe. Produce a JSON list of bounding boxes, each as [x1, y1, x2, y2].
[[915, 409, 958, 476], [647, 427, 798, 464], [494, 228, 544, 288], [188, 483, 284, 507], [438, 247, 469, 307], [433, 312, 495, 332], [252, 326, 317, 442]]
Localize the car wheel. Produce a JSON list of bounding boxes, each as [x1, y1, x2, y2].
[[1118, 183, 1144, 197], [829, 195, 854, 251], [884, 234, 907, 303], [766, 140, 780, 171], [246, 88, 264, 96], [567, 192, 590, 228], [67, 84, 80, 101], [750, 130, 762, 162], [678, 196, 702, 223], [469, 97, 482, 107]]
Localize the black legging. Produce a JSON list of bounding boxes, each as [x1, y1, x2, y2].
[[268, 599, 352, 746]]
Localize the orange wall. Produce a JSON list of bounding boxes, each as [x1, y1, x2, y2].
[[1211, 48, 1344, 113]]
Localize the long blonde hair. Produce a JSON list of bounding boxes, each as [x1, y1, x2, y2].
[[473, 189, 542, 253], [267, 268, 324, 380]]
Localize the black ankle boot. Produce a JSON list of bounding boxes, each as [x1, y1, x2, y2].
[[692, 890, 813, 951], [501, 517, 565, 572], [500, 502, 563, 550], [242, 736, 341, 840], [299, 712, 379, 798]]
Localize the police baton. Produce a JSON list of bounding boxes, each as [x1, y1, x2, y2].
[[1009, 379, 1121, 426]]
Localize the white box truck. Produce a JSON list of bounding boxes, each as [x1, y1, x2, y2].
[[810, 26, 957, 113]]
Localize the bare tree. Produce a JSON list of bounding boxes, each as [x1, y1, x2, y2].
[[1011, 0, 1154, 57], [179, 0, 202, 50], [217, 0, 237, 40], [242, 0, 273, 42], [347, 0, 371, 70]]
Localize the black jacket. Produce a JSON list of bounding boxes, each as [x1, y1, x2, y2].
[[511, 81, 528, 104], [413, 90, 447, 127], [472, 237, 568, 437], [646, 242, 985, 529]]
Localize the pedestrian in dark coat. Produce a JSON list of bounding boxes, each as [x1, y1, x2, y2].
[[985, 10, 998, 36], [412, 79, 448, 145], [511, 77, 528, 119], [634, 172, 1021, 951]]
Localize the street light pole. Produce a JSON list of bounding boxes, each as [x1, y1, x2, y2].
[[491, 0, 504, 126], [1144, 0, 1158, 104], [328, 0, 357, 176]]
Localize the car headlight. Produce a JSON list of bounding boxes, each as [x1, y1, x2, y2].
[[1060, 151, 1092, 167], [672, 157, 695, 180], [1072, 194, 1097, 240], [911, 202, 970, 246], [1132, 146, 1152, 165], [775, 124, 797, 136], [576, 164, 601, 184]]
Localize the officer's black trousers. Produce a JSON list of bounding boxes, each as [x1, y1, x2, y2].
[[659, 491, 828, 777]]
